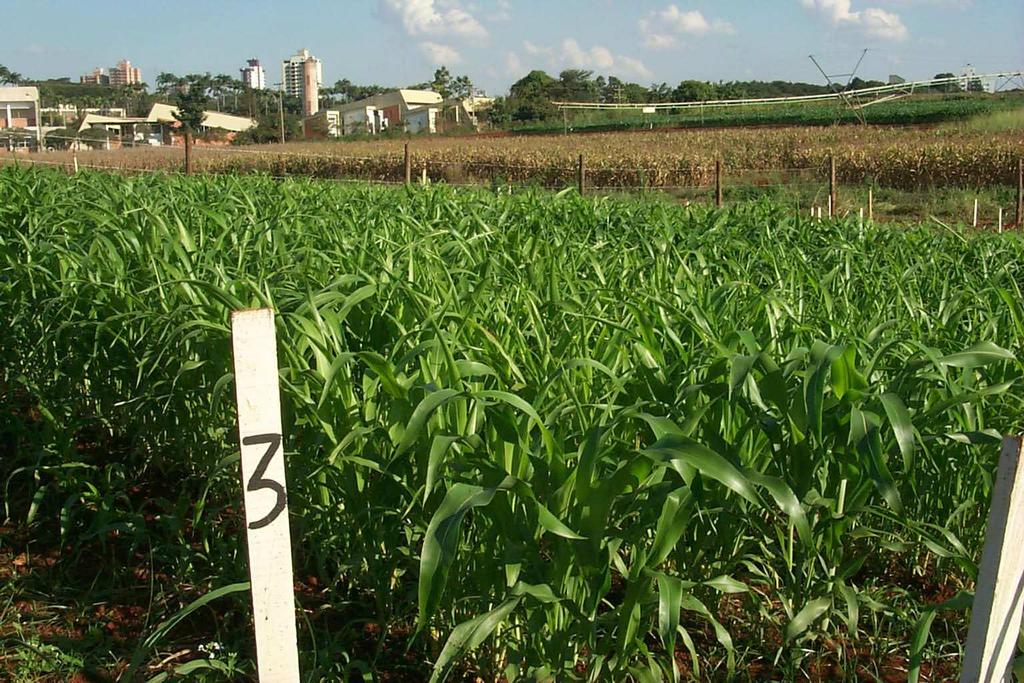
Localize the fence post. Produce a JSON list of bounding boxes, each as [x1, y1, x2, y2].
[[1016, 158, 1023, 228], [577, 153, 585, 196], [715, 159, 723, 208], [184, 129, 193, 176], [962, 437, 1024, 683], [868, 185, 873, 222], [974, 198, 979, 228], [829, 154, 837, 219], [404, 143, 411, 187]]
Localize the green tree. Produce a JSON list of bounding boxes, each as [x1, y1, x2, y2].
[[173, 83, 208, 174], [0, 65, 23, 85], [508, 70, 558, 121], [431, 66, 453, 99]]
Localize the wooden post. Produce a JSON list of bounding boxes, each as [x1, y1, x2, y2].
[[577, 153, 585, 195], [230, 309, 300, 683], [73, 151, 79, 174], [829, 154, 837, 219], [715, 159, 723, 208], [974, 198, 979, 228], [998, 208, 1003, 234], [421, 165, 427, 185], [1016, 159, 1023, 228], [868, 185, 873, 222], [404, 143, 411, 186], [962, 437, 1024, 683], [184, 128, 193, 176]]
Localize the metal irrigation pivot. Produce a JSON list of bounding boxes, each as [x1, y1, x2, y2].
[[961, 436, 1024, 682], [231, 308, 301, 682]]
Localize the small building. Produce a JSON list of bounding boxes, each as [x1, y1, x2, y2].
[[441, 95, 494, 131], [146, 103, 256, 142], [405, 105, 439, 135], [334, 90, 442, 135], [72, 103, 255, 146], [0, 86, 42, 145], [304, 109, 342, 138]]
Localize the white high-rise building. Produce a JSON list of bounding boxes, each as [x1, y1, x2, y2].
[[282, 48, 322, 116], [240, 58, 266, 90]]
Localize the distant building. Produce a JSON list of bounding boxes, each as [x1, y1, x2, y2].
[[333, 90, 442, 136], [80, 68, 109, 85], [109, 60, 142, 86], [282, 48, 322, 117], [304, 110, 343, 138], [888, 74, 906, 85], [81, 60, 141, 86], [41, 104, 127, 126], [0, 86, 42, 144], [320, 91, 492, 137], [240, 58, 266, 90]]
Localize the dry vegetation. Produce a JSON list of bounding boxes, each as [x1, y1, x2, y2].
[[19, 122, 1024, 191]]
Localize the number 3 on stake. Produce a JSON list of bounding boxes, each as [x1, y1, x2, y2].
[[231, 308, 300, 681], [242, 433, 286, 530]]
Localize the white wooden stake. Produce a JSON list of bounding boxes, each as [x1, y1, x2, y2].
[[828, 194, 833, 219], [421, 165, 427, 185], [231, 308, 301, 683], [73, 153, 79, 174], [998, 208, 1003, 233], [962, 437, 1024, 683], [974, 198, 979, 228]]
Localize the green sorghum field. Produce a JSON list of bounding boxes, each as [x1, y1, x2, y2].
[[2, 166, 1022, 681]]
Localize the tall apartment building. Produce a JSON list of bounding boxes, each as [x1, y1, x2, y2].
[[282, 48, 322, 117], [81, 60, 141, 86], [240, 59, 266, 90], [109, 60, 142, 86]]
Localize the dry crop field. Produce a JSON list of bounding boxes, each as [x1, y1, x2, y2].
[[23, 121, 1024, 191]]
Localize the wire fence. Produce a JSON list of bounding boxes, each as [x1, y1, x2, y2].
[[3, 136, 1023, 229]]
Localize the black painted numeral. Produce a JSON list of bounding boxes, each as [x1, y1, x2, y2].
[[242, 433, 286, 530]]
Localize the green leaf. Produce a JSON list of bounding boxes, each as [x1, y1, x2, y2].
[[880, 392, 915, 473], [417, 479, 514, 632], [397, 388, 462, 455], [429, 597, 521, 683], [644, 435, 762, 507], [786, 596, 831, 641], [939, 341, 1015, 368], [804, 342, 845, 442]]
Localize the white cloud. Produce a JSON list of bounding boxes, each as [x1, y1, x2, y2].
[[639, 6, 735, 50], [504, 51, 522, 75], [523, 40, 553, 57], [617, 55, 654, 80], [642, 33, 678, 50], [800, 0, 908, 40], [563, 39, 615, 70], [419, 41, 463, 63], [380, 0, 488, 42], [518, 38, 652, 81]]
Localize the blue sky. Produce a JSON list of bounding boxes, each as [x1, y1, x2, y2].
[[5, 0, 1022, 94]]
